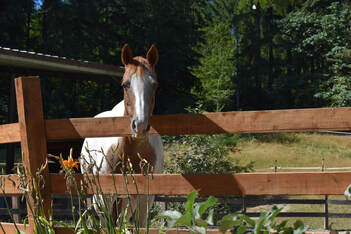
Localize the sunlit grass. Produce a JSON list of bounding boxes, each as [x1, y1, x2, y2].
[[229, 133, 351, 230], [163, 133, 351, 230], [229, 133, 351, 171]]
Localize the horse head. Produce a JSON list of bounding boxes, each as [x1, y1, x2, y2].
[[121, 44, 159, 139]]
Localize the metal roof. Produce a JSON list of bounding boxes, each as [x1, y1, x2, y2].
[[0, 47, 124, 77]]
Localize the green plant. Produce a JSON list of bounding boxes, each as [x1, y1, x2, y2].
[[164, 105, 253, 174], [6, 148, 155, 234], [155, 190, 217, 234], [14, 158, 56, 234], [64, 147, 154, 234], [156, 190, 308, 234], [164, 134, 253, 174], [344, 184, 351, 198], [218, 207, 308, 234]]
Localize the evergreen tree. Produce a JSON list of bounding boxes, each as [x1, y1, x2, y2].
[[279, 0, 351, 107], [191, 23, 236, 112], [0, 0, 34, 49]]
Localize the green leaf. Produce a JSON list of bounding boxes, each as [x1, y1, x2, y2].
[[185, 190, 199, 214], [268, 206, 283, 222], [192, 225, 207, 234], [175, 212, 192, 227], [193, 203, 201, 220], [195, 218, 208, 227], [242, 215, 256, 227], [198, 196, 218, 218], [344, 184, 351, 198], [206, 208, 214, 226], [293, 220, 309, 234], [174, 190, 199, 226], [265, 206, 284, 228], [218, 214, 244, 233], [54, 220, 75, 233], [276, 220, 288, 231], [254, 212, 269, 234], [155, 210, 182, 227], [236, 225, 247, 234]]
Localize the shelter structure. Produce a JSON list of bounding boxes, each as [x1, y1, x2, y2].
[[0, 47, 124, 173]]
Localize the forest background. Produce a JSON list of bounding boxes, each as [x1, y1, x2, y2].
[[0, 0, 351, 119]]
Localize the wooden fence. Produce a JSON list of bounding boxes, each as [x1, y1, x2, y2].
[[2, 76, 351, 233]]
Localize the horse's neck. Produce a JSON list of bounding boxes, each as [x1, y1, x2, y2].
[[109, 100, 156, 172], [118, 136, 155, 173]]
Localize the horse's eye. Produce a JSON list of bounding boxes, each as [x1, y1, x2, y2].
[[122, 82, 130, 89]]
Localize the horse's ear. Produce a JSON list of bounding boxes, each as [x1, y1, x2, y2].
[[146, 44, 159, 66], [121, 44, 133, 65]]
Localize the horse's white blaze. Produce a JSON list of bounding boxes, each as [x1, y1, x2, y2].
[[131, 73, 155, 135]]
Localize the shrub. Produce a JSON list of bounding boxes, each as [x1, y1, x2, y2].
[[164, 134, 253, 174]]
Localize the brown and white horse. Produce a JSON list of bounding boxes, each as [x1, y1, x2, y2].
[[80, 44, 163, 226]]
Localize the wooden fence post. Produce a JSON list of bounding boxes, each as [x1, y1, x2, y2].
[[324, 195, 329, 230], [15, 77, 51, 233]]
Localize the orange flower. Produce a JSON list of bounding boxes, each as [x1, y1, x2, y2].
[[63, 156, 79, 169]]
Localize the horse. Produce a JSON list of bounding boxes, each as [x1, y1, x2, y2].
[[80, 44, 163, 227]]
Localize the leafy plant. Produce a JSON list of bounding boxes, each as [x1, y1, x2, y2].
[[218, 206, 308, 234], [155, 190, 218, 234], [164, 134, 253, 174], [5, 148, 155, 234], [164, 105, 253, 175], [14, 158, 56, 234], [156, 190, 308, 234]]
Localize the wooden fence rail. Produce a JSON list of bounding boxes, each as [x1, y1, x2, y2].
[[1, 76, 351, 233], [2, 107, 351, 143], [2, 195, 351, 230], [2, 171, 351, 196]]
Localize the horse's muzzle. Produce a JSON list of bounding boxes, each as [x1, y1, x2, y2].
[[131, 119, 150, 139]]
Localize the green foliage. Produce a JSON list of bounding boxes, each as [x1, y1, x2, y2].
[[157, 191, 308, 234], [164, 134, 253, 174], [191, 23, 236, 112], [1, 0, 350, 120], [315, 46, 351, 107], [218, 206, 308, 234], [279, 1, 350, 58], [165, 105, 253, 174], [156, 190, 218, 234], [247, 133, 301, 144], [0, 0, 34, 49], [278, 0, 351, 107]]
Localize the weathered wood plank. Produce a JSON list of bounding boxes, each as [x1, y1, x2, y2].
[[0, 224, 334, 234], [45, 107, 351, 139], [49, 172, 351, 196], [0, 222, 26, 233], [0, 175, 24, 195], [15, 77, 51, 233], [0, 123, 20, 144], [53, 227, 333, 234], [155, 196, 327, 205], [2, 171, 351, 196]]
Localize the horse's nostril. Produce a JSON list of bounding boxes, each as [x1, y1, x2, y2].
[[146, 124, 150, 132]]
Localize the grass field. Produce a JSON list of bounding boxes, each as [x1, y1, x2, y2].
[[164, 133, 351, 231], [230, 133, 351, 171], [230, 133, 351, 231]]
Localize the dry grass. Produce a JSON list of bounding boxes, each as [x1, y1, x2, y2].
[[229, 133, 351, 171], [163, 133, 351, 230], [230, 133, 351, 231]]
